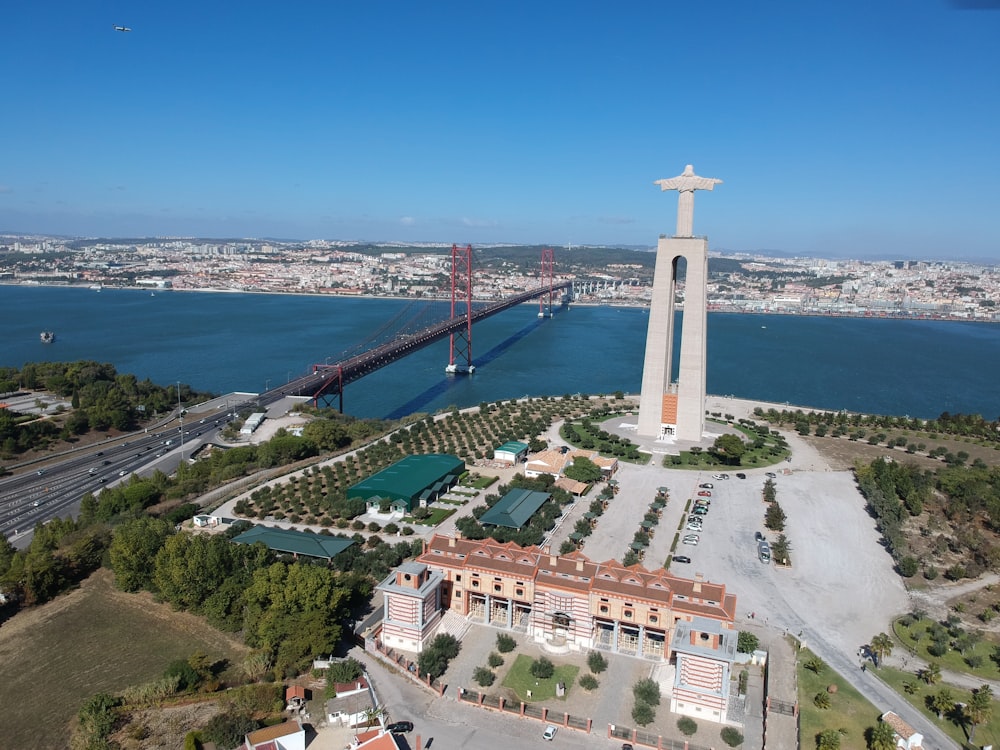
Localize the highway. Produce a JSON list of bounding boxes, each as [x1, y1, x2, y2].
[[0, 396, 250, 547]]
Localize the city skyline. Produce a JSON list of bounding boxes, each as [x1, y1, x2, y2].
[[3, 1, 999, 259]]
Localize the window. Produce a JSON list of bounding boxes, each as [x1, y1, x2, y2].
[[494, 584, 502, 593], [516, 588, 524, 597], [454, 590, 461, 598], [650, 615, 658, 624], [472, 580, 479, 588], [599, 605, 609, 614], [623, 610, 633, 619], [455, 574, 462, 582]]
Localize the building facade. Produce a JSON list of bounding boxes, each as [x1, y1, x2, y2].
[[392, 534, 736, 663]]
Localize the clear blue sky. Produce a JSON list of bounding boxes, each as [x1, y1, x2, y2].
[[3, 1, 998, 259]]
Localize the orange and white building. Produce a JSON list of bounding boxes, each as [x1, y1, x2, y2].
[[379, 534, 737, 703]]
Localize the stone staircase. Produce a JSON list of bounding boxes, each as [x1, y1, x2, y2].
[[435, 609, 471, 640]]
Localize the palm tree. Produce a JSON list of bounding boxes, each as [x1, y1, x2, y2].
[[921, 662, 942, 685], [966, 684, 994, 744], [870, 633, 893, 667], [868, 720, 896, 750], [817, 728, 841, 750], [929, 687, 955, 720]]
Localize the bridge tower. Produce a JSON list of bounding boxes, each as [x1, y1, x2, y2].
[[446, 244, 475, 374], [538, 247, 555, 318]]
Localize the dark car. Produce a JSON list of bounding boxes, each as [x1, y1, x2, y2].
[[755, 531, 764, 542], [387, 721, 413, 733], [699, 482, 713, 489], [672, 555, 691, 564], [736, 472, 747, 479]]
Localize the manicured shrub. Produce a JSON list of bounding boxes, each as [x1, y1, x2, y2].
[[677, 716, 697, 736], [496, 633, 516, 653], [633, 677, 660, 706], [632, 700, 655, 726], [530, 657, 555, 679], [579, 673, 599, 691], [587, 650, 608, 674], [473, 667, 495, 687], [721, 726, 744, 747], [487, 652, 504, 669]]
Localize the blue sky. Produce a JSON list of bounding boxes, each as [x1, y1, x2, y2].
[[2, 1, 998, 259]]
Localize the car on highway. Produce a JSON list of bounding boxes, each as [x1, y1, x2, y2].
[[697, 490, 712, 497], [699, 482, 713, 489], [387, 721, 413, 733], [118, 470, 128, 477], [543, 725, 558, 741], [682, 534, 700, 546], [672, 556, 691, 564], [36, 469, 45, 476]]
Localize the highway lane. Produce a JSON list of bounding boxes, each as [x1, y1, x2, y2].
[[1, 410, 238, 546]]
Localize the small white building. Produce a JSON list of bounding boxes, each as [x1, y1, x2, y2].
[[493, 441, 528, 464], [880, 711, 924, 749], [240, 412, 267, 435], [244, 719, 304, 750]]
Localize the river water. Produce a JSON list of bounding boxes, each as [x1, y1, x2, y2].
[[3, 285, 999, 421]]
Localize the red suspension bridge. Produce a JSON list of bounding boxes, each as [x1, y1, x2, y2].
[[262, 246, 570, 411]]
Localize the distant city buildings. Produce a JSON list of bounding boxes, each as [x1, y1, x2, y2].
[[1, 234, 998, 320]]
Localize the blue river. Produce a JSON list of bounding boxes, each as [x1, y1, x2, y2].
[[2, 285, 999, 421]]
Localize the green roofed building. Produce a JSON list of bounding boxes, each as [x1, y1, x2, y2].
[[493, 441, 529, 464], [232, 525, 354, 561], [479, 488, 551, 529], [348, 454, 465, 513]]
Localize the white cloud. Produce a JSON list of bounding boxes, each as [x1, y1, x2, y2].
[[399, 216, 416, 226]]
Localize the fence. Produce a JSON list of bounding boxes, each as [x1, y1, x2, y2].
[[608, 723, 714, 750], [454, 687, 593, 734]]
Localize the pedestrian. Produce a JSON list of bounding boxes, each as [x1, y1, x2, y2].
[[861, 663, 866, 673]]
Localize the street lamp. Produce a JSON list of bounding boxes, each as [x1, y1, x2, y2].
[[177, 381, 184, 461], [264, 379, 271, 393]]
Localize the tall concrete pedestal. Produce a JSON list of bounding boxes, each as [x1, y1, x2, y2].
[[636, 235, 708, 442]]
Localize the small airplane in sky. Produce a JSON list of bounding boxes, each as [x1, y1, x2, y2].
[[113, 25, 132, 32]]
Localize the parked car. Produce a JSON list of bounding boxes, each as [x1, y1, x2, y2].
[[754, 531, 765, 542], [692, 505, 709, 516], [672, 556, 691, 564], [712, 473, 726, 480], [736, 472, 747, 479], [699, 482, 714, 489], [623, 744, 635, 750], [686, 521, 703, 532], [387, 721, 413, 733], [697, 490, 712, 497], [543, 725, 558, 741], [682, 534, 700, 546], [765, 471, 776, 478]]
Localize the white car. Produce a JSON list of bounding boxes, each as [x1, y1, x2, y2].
[[543, 725, 557, 741], [686, 521, 703, 532], [712, 473, 729, 480], [682, 534, 700, 546], [765, 472, 777, 478]]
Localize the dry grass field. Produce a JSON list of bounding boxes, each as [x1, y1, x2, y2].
[[0, 568, 247, 750]]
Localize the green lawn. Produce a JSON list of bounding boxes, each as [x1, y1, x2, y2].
[[402, 506, 457, 525], [874, 664, 1000, 749], [892, 615, 1000, 682], [797, 649, 883, 750], [501, 654, 579, 702]]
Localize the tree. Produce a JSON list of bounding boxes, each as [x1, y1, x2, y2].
[[921, 662, 942, 685], [721, 726, 744, 747], [737, 631, 760, 654], [633, 677, 660, 706], [564, 456, 602, 483], [804, 656, 826, 675], [633, 701, 655, 726], [765, 502, 787, 531], [531, 657, 555, 679], [711, 433, 746, 465], [579, 673, 599, 690], [473, 666, 496, 687], [817, 728, 841, 750], [966, 684, 994, 743], [869, 633, 893, 667], [929, 687, 955, 720], [587, 650, 608, 674], [496, 633, 516, 653], [109, 516, 173, 592], [676, 716, 697, 736], [868, 720, 896, 750]]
